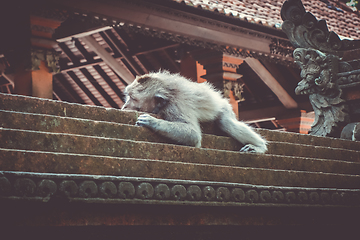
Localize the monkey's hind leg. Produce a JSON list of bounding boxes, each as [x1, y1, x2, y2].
[[217, 109, 267, 153], [136, 113, 202, 148]]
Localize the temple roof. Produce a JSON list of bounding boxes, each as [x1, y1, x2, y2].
[[172, 0, 360, 40]]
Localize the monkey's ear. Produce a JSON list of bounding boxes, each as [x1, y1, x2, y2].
[[152, 93, 168, 114], [137, 76, 150, 84]]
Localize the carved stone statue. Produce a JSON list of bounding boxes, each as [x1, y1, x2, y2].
[[281, 0, 360, 138], [293, 48, 348, 136]]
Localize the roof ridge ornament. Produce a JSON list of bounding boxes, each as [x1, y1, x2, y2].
[[280, 0, 360, 55]]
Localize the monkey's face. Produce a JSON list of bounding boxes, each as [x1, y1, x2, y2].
[[121, 78, 156, 113], [121, 89, 156, 113], [122, 75, 169, 114]]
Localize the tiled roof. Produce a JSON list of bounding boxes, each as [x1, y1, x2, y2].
[[173, 0, 360, 40]]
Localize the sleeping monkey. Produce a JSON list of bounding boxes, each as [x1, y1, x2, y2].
[[121, 70, 267, 153]]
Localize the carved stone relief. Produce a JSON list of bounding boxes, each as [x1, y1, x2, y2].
[[281, 0, 360, 55], [281, 0, 360, 137], [31, 48, 60, 73], [1, 171, 358, 207], [293, 48, 349, 136], [223, 80, 245, 102]]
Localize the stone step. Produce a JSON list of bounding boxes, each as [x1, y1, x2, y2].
[[1, 128, 360, 175], [258, 128, 360, 152], [0, 109, 242, 151], [1, 110, 359, 161], [0, 93, 139, 125], [1, 93, 359, 151], [0, 148, 359, 189]]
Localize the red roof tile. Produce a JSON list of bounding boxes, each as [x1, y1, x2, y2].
[[173, 0, 360, 39]]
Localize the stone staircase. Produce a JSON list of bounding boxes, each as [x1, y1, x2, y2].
[[1, 92, 360, 229]]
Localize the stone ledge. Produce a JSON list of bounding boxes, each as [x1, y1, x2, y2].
[[1, 171, 359, 207], [1, 127, 359, 163], [0, 109, 242, 151], [1, 149, 359, 188], [2, 93, 360, 151]]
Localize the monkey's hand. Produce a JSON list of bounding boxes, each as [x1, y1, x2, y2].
[[135, 113, 202, 147], [240, 144, 266, 153], [136, 114, 158, 128]]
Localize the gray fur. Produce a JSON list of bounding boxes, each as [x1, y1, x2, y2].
[[122, 70, 267, 153]]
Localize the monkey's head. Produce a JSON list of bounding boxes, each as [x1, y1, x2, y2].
[[121, 73, 170, 114]]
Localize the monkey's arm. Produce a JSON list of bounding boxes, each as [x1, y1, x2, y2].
[[136, 114, 202, 147]]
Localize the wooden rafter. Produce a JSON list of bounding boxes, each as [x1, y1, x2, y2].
[[52, 91, 61, 101], [58, 42, 80, 65], [55, 0, 272, 53], [80, 35, 135, 84], [244, 57, 298, 109], [74, 38, 94, 61], [79, 68, 120, 108], [57, 26, 113, 43], [101, 31, 143, 76], [53, 74, 85, 104], [109, 29, 149, 74], [67, 71, 102, 106], [93, 65, 126, 103]]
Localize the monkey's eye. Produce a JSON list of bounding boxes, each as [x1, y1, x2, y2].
[[130, 96, 138, 102]]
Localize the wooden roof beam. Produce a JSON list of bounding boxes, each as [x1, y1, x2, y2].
[[80, 36, 135, 84], [79, 68, 121, 108], [101, 31, 144, 75], [244, 57, 298, 109], [93, 65, 126, 104], [59, 41, 179, 73], [66, 71, 102, 106], [57, 26, 112, 43], [53, 75, 81, 103], [54, 0, 272, 53]]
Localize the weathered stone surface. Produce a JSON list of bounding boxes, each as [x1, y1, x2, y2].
[[258, 129, 360, 152], [0, 93, 138, 125], [0, 93, 360, 150], [1, 92, 360, 192], [1, 128, 360, 175], [1, 110, 360, 161], [1, 127, 359, 164], [2, 93, 360, 152], [0, 149, 359, 188], [268, 141, 360, 162], [0, 109, 242, 151]]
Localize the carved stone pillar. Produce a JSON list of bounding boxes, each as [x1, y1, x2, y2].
[[191, 50, 245, 118]]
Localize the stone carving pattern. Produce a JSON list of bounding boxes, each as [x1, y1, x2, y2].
[[31, 48, 61, 73], [0, 171, 359, 207], [281, 0, 360, 54], [293, 48, 349, 136], [223, 80, 245, 102], [281, 0, 360, 137]]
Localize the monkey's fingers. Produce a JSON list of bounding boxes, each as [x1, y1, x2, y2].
[[135, 119, 149, 127], [240, 145, 257, 153], [136, 114, 153, 127]]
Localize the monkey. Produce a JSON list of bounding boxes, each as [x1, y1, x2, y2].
[[121, 70, 267, 153]]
